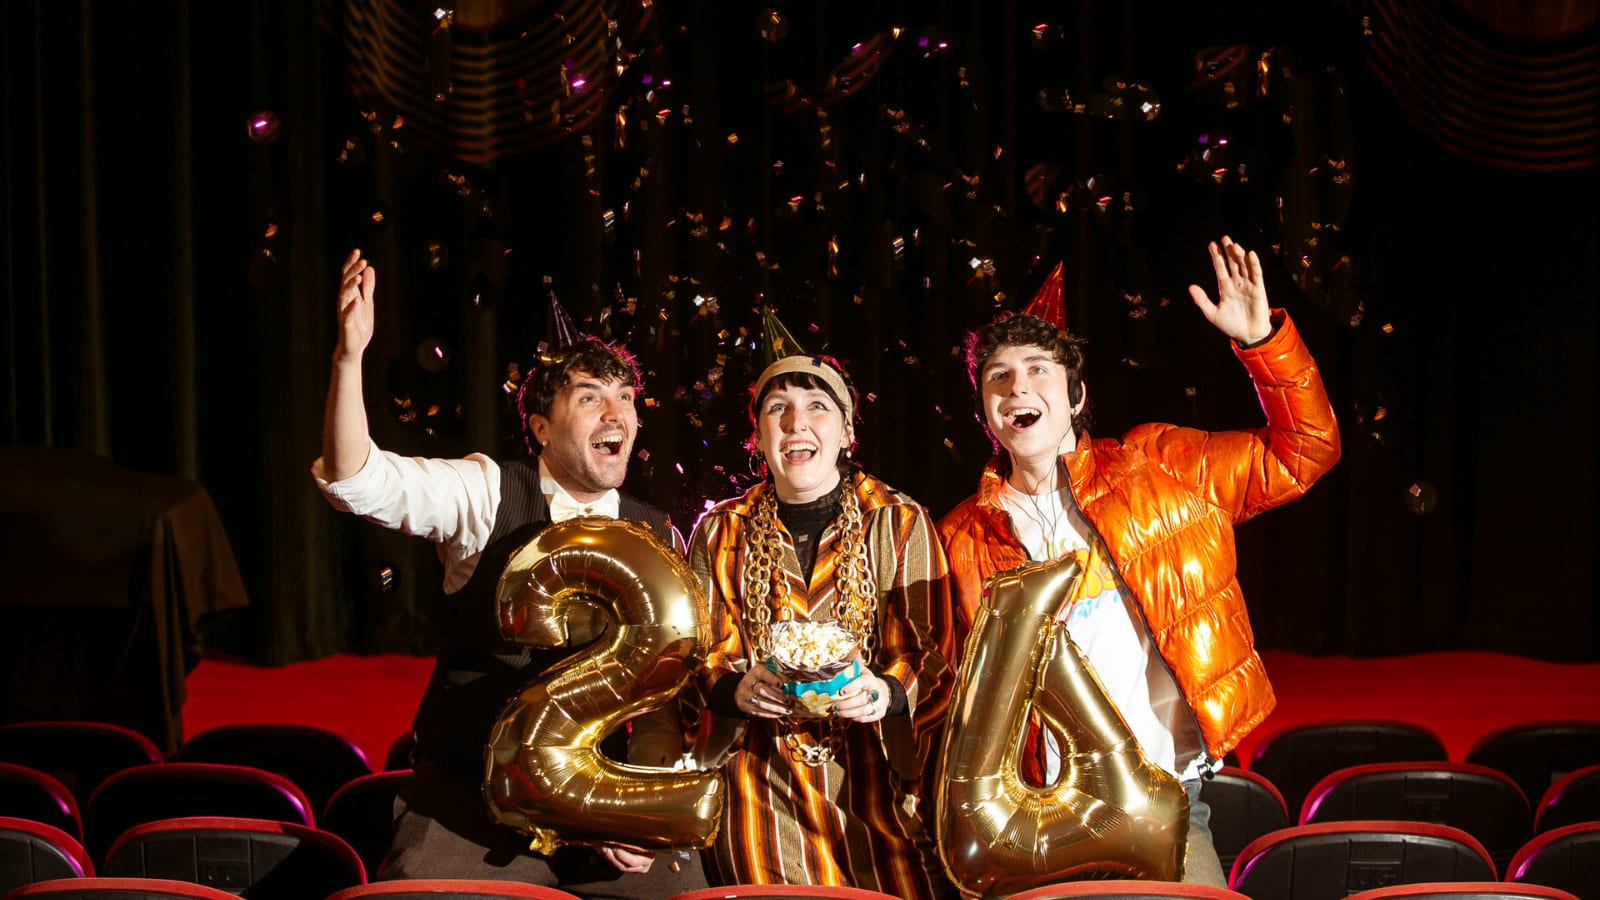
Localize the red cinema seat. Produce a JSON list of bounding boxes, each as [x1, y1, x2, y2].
[[0, 817, 92, 897], [99, 817, 364, 900], [1247, 720, 1449, 820], [1229, 820, 1496, 900], [1299, 762, 1531, 872]]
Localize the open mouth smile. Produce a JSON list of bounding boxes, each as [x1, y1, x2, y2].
[[780, 442, 818, 462], [591, 432, 626, 456], [1005, 407, 1042, 429]]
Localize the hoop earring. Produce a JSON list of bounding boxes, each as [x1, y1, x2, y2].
[[746, 449, 767, 479]]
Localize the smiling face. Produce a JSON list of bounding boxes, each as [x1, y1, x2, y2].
[[753, 379, 855, 504], [980, 343, 1085, 481], [528, 369, 637, 502]]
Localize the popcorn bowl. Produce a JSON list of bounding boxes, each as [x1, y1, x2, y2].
[[769, 658, 861, 716], [764, 620, 862, 716]]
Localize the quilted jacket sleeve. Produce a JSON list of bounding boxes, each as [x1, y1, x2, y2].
[[1126, 310, 1341, 523]]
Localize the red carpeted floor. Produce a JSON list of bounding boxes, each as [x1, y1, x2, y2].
[[183, 649, 1600, 769]]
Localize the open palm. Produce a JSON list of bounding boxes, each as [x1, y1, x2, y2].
[[1188, 235, 1272, 345]]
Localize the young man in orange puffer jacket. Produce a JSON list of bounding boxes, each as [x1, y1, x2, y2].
[[937, 236, 1341, 886]]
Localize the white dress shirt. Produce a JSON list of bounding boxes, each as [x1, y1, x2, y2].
[[312, 439, 620, 594]]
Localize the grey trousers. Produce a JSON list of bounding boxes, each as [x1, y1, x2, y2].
[[378, 760, 709, 899], [1182, 777, 1229, 887]]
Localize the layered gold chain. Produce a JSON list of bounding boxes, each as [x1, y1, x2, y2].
[[739, 475, 878, 764]]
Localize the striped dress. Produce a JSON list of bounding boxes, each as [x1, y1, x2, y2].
[[686, 473, 957, 899]]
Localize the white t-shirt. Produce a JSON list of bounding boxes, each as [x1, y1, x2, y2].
[[998, 478, 1205, 781]]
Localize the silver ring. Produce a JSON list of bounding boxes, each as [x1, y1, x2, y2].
[[748, 695, 758, 705], [868, 690, 880, 703]]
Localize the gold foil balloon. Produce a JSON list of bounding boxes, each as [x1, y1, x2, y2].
[[484, 518, 725, 852], [937, 553, 1188, 897]]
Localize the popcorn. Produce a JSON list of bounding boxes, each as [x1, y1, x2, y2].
[[766, 621, 862, 717], [770, 621, 858, 672]]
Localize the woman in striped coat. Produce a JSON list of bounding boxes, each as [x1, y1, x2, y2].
[[686, 354, 957, 899]]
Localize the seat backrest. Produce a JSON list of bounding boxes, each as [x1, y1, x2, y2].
[[174, 724, 372, 818], [1344, 882, 1581, 900], [0, 765, 84, 844], [381, 733, 416, 772], [1299, 762, 1531, 872], [0, 723, 162, 809], [1533, 762, 1600, 834], [666, 887, 901, 899], [1, 876, 256, 898], [0, 816, 93, 897], [325, 880, 586, 899], [1199, 766, 1290, 875], [319, 770, 409, 880], [1505, 821, 1600, 899], [1004, 880, 1253, 899], [82, 764, 312, 866], [99, 816, 364, 900], [1247, 720, 1449, 818], [1229, 820, 1497, 900], [1465, 721, 1600, 808]]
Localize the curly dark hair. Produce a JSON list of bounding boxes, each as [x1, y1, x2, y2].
[[964, 313, 1092, 458], [964, 313, 1086, 390], [515, 338, 642, 452]]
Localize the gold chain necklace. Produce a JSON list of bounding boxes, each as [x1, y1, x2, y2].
[[740, 474, 877, 764]]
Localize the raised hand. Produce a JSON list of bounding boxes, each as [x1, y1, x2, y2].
[[1188, 235, 1273, 346], [336, 249, 376, 363]]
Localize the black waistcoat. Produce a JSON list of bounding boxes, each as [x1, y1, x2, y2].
[[410, 460, 673, 774]]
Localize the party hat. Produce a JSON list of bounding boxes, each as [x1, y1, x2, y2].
[[1022, 261, 1066, 331], [536, 290, 585, 366], [761, 308, 809, 365], [547, 290, 583, 348]]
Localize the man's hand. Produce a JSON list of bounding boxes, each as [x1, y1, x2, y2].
[[336, 249, 376, 364], [598, 844, 655, 874], [1188, 235, 1273, 346]]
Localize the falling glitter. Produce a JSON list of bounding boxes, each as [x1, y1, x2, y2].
[[757, 8, 789, 42], [247, 110, 281, 143], [1404, 481, 1438, 515], [416, 339, 452, 373]]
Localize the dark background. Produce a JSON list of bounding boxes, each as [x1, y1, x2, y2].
[[5, 0, 1596, 666]]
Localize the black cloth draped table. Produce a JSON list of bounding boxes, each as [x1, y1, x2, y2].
[[0, 445, 251, 755]]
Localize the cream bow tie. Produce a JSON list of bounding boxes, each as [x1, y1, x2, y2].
[[546, 489, 618, 523]]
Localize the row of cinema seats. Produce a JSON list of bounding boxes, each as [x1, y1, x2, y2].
[[17, 812, 1593, 900], [0, 877, 1593, 900], [1, 718, 1598, 898]]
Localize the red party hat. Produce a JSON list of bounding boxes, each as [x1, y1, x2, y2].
[[1022, 261, 1065, 330]]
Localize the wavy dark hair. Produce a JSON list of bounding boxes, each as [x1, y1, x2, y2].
[[514, 337, 642, 454], [963, 313, 1092, 462]]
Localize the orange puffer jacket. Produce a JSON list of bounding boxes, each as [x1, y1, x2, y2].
[[937, 311, 1340, 760]]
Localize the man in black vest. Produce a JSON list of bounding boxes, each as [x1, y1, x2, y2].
[[313, 250, 707, 896]]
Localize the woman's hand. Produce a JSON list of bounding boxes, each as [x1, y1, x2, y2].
[[735, 665, 792, 718], [832, 670, 890, 723]]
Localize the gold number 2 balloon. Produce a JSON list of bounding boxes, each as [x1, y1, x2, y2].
[[937, 552, 1188, 897], [484, 517, 725, 852]]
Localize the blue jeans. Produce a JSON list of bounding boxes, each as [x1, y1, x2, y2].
[[1183, 778, 1229, 886]]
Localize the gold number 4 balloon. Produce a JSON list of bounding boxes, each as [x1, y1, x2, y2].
[[484, 518, 725, 853], [937, 552, 1188, 897]]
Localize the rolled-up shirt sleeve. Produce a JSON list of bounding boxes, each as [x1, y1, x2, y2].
[[311, 438, 501, 593]]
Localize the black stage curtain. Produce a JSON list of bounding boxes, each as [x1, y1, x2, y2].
[[4, 1, 1595, 665]]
